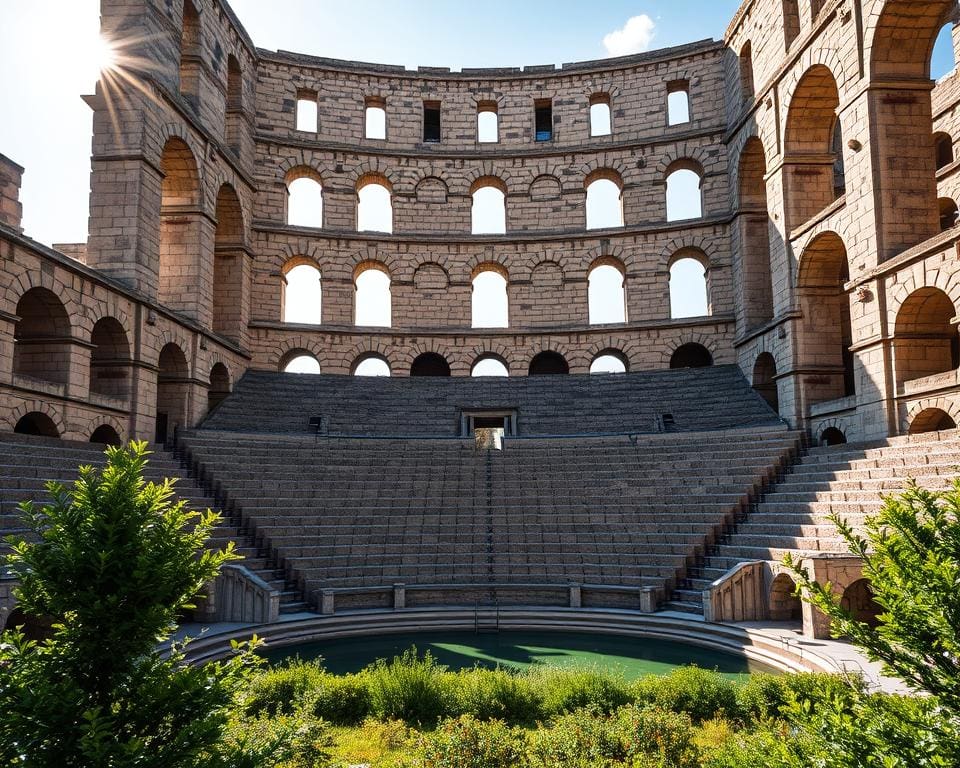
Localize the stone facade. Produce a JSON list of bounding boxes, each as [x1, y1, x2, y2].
[[0, 0, 959, 444]]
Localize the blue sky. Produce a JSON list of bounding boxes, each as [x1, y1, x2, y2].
[[0, 1, 955, 247]]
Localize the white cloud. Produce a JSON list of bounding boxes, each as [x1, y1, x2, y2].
[[602, 15, 656, 58]]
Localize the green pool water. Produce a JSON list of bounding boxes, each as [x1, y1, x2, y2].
[[261, 631, 772, 680]]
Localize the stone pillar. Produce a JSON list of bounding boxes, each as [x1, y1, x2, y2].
[[393, 583, 406, 609], [568, 583, 582, 609], [0, 153, 24, 232], [321, 589, 335, 615]]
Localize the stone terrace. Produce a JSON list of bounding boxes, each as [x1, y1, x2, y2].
[[202, 365, 783, 436]]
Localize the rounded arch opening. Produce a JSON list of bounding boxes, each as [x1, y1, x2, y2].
[[471, 179, 507, 234], [669, 254, 709, 319], [410, 352, 451, 377], [471, 355, 509, 378], [752, 352, 779, 411], [935, 132, 954, 169], [909, 407, 957, 434], [285, 169, 324, 228], [590, 351, 628, 374], [354, 263, 392, 327], [13, 287, 72, 385], [352, 354, 391, 377], [471, 265, 509, 328], [90, 316, 131, 399], [820, 427, 848, 446], [356, 177, 393, 233], [588, 261, 626, 325], [90, 424, 122, 445], [528, 351, 569, 376], [665, 163, 704, 222], [585, 174, 623, 230], [738, 137, 774, 327], [939, 197, 958, 231], [670, 343, 713, 369], [769, 573, 802, 622], [155, 343, 189, 446], [282, 352, 321, 374], [894, 287, 958, 386], [840, 578, 881, 628], [4, 607, 53, 641], [282, 261, 323, 324], [14, 412, 60, 438], [208, 362, 231, 412]]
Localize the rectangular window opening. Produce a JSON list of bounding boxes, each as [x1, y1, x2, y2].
[[535, 100, 553, 142], [667, 82, 690, 126], [296, 92, 318, 133], [477, 102, 499, 143], [423, 101, 441, 143], [365, 97, 386, 140]]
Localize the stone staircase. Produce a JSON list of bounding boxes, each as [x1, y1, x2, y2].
[[0, 433, 307, 614], [667, 428, 960, 615], [178, 424, 803, 611]]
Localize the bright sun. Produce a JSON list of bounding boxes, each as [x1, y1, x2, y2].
[[91, 34, 119, 74]]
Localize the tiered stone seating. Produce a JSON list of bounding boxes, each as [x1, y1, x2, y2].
[[0, 433, 306, 613], [203, 365, 785, 436], [671, 429, 960, 614], [178, 426, 802, 608]]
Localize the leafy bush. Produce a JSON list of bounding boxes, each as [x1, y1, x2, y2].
[[367, 648, 454, 725], [736, 672, 862, 722], [219, 708, 334, 768], [417, 714, 529, 768], [632, 666, 740, 723], [699, 722, 790, 768], [244, 660, 328, 717], [529, 664, 633, 716], [309, 672, 372, 725], [451, 667, 542, 724], [530, 705, 700, 768]]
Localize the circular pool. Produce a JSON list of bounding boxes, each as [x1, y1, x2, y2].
[[260, 630, 774, 679]]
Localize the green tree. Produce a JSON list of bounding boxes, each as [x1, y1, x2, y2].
[[784, 480, 960, 767], [0, 441, 312, 767]]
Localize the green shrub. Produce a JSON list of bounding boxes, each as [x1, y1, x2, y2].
[[699, 722, 789, 768], [529, 665, 632, 716], [244, 660, 327, 717], [366, 648, 454, 725], [451, 667, 542, 724], [530, 705, 700, 768], [417, 714, 529, 768], [309, 672, 372, 725], [220, 708, 334, 768], [632, 666, 740, 723]]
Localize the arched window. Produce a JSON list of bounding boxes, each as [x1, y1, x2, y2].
[[208, 362, 231, 411], [935, 132, 954, 169], [932, 22, 957, 81], [178, 0, 201, 108], [353, 355, 391, 377], [471, 266, 509, 328], [752, 352, 779, 411], [667, 82, 690, 125], [585, 174, 624, 230], [909, 407, 957, 434], [282, 262, 322, 324], [739, 42, 755, 102], [894, 287, 958, 385], [410, 353, 451, 377], [588, 262, 626, 324], [354, 264, 392, 327], [90, 316, 131, 399], [286, 169, 323, 228], [13, 287, 72, 385], [155, 343, 189, 445], [590, 94, 612, 136], [357, 179, 393, 233], [15, 412, 60, 438], [90, 425, 122, 445], [471, 179, 507, 234], [665, 164, 703, 221], [669, 256, 709, 318], [225, 55, 243, 153], [738, 137, 774, 327], [159, 138, 201, 316], [670, 343, 713, 369], [471, 356, 509, 377], [283, 353, 321, 374], [590, 351, 628, 374], [213, 184, 244, 341], [478, 102, 498, 143], [529, 351, 569, 375], [940, 198, 959, 231]]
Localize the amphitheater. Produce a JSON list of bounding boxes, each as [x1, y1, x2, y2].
[[2, 0, 960, 674]]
